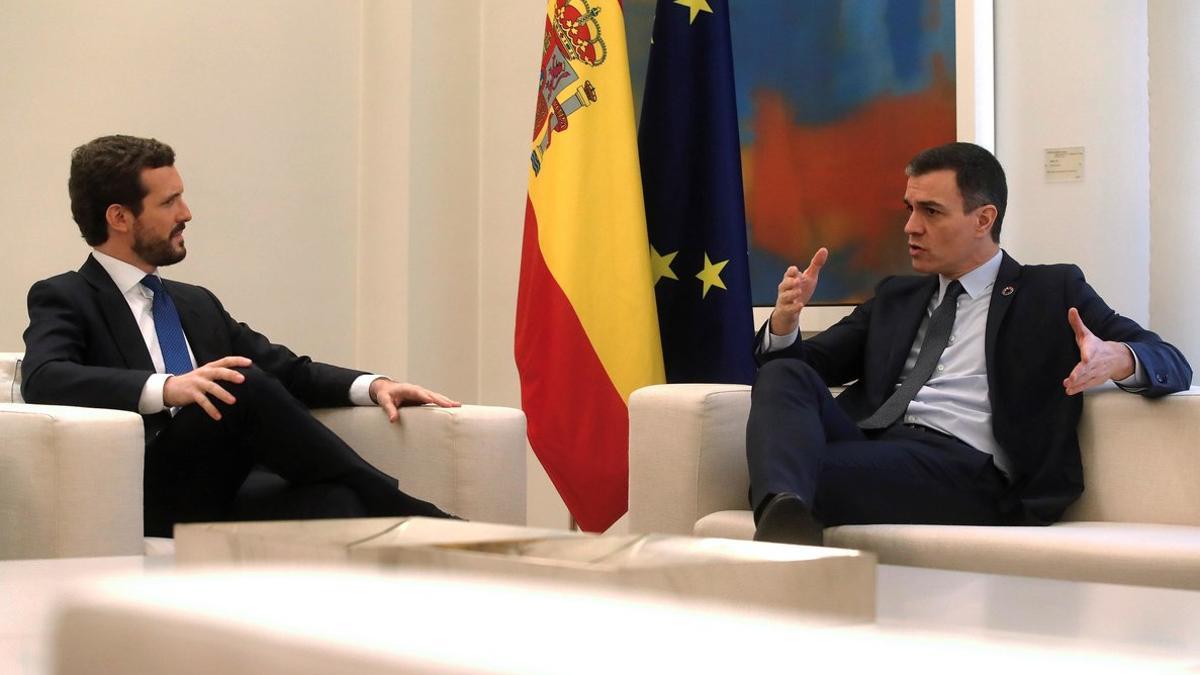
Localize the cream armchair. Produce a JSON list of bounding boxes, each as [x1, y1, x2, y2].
[[628, 383, 1200, 589], [0, 352, 527, 560]]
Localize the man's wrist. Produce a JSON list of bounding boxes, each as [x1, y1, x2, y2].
[[139, 373, 172, 414], [763, 313, 800, 353], [769, 311, 799, 337], [1113, 343, 1144, 388], [351, 374, 389, 406]]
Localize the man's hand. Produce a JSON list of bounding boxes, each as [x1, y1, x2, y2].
[[1063, 307, 1135, 395], [370, 378, 462, 423], [770, 247, 828, 336], [162, 356, 252, 420]]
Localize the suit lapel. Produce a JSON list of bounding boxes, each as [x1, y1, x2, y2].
[[882, 276, 938, 386], [985, 251, 1023, 375], [79, 255, 155, 371]]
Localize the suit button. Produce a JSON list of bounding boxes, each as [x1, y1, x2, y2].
[[1156, 373, 1168, 384]]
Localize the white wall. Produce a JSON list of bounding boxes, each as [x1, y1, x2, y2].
[[358, 0, 484, 399], [994, 0, 1151, 326], [358, 0, 414, 381], [0, 0, 364, 365], [1149, 0, 1200, 377]]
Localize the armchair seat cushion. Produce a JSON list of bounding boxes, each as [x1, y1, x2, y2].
[[825, 521, 1200, 589], [692, 510, 1200, 590]]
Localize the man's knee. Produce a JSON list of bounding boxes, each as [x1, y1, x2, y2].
[[223, 365, 287, 400], [310, 484, 370, 519], [752, 359, 824, 398]]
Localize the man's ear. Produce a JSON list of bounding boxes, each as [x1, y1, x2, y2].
[[976, 204, 997, 239], [105, 204, 133, 235]]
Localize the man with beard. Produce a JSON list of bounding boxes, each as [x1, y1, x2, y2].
[[21, 135, 459, 537]]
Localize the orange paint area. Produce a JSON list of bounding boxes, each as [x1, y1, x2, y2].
[[744, 77, 956, 286]]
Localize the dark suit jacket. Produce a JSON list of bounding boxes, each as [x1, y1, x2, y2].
[[756, 251, 1192, 524], [22, 255, 366, 441]]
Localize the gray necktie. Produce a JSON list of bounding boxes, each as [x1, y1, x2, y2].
[[859, 280, 965, 430]]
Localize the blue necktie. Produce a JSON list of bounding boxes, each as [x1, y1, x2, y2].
[[141, 275, 193, 376]]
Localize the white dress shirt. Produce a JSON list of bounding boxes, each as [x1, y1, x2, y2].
[[764, 249, 1145, 476], [90, 251, 380, 414]]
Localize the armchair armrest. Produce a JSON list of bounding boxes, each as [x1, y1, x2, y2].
[[312, 404, 526, 525], [0, 403, 145, 559], [1068, 387, 1200, 525], [628, 384, 752, 535]]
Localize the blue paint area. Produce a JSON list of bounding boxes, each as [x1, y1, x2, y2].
[[886, 0, 925, 83], [628, 1, 955, 130], [728, 0, 953, 127]]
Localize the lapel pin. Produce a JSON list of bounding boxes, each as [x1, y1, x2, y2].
[[1002, 285, 1015, 296]]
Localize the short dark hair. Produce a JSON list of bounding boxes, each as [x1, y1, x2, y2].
[[906, 142, 1007, 243], [68, 135, 175, 246]]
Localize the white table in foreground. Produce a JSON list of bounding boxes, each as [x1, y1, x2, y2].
[[175, 517, 877, 622], [0, 555, 171, 675], [52, 566, 1200, 673], [877, 564, 1200, 656], [3, 555, 1199, 673]]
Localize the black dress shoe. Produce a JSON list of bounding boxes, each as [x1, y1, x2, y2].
[[753, 493, 824, 546]]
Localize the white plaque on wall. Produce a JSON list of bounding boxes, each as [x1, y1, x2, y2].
[[1045, 147, 1085, 182]]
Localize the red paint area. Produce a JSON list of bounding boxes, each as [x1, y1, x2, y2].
[[515, 197, 631, 532], [744, 78, 956, 295]]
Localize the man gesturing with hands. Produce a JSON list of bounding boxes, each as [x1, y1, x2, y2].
[[769, 248, 829, 337], [748, 142, 1191, 545], [22, 135, 460, 536]]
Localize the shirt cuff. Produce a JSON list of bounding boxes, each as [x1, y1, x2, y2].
[[1114, 343, 1147, 391], [762, 319, 799, 353], [138, 373, 171, 414], [350, 374, 387, 406]]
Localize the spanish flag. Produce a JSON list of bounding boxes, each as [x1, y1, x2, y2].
[[516, 0, 664, 532]]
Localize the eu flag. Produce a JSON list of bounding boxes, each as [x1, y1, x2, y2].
[[638, 0, 755, 384]]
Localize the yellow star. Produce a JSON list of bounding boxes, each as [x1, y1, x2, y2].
[[696, 253, 729, 298], [650, 245, 679, 286], [674, 0, 713, 24]]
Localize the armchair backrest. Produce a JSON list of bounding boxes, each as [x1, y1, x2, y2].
[[0, 352, 22, 403]]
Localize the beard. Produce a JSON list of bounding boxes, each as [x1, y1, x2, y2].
[[132, 220, 187, 267]]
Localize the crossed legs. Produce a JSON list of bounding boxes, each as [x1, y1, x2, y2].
[[143, 365, 449, 537], [746, 359, 1006, 529]]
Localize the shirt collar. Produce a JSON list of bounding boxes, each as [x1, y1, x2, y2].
[[938, 248, 1003, 302], [91, 250, 158, 296]]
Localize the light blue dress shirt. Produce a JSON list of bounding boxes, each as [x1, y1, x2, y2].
[[894, 250, 1007, 472]]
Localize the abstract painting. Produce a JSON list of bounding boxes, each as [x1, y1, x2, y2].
[[627, 0, 958, 304]]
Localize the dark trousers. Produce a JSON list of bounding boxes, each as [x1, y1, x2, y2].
[[143, 365, 450, 537], [746, 360, 1008, 527]]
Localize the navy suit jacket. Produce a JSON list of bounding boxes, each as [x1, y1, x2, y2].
[[756, 252, 1192, 524], [22, 255, 365, 442]]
